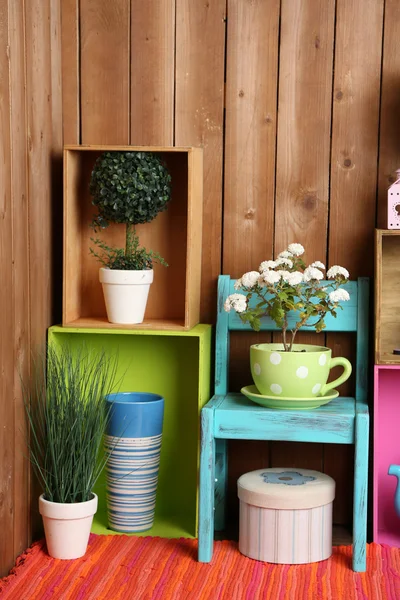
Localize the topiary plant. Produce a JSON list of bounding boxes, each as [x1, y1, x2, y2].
[[89, 151, 172, 270]]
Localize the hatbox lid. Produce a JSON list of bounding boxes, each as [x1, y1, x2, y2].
[[237, 468, 335, 510]]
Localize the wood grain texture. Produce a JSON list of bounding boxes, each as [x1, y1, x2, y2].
[[80, 0, 130, 144], [353, 406, 369, 571], [222, 0, 279, 489], [50, 0, 64, 325], [175, 0, 226, 323], [377, 0, 400, 229], [375, 231, 400, 363], [198, 405, 216, 562], [51, 0, 63, 153], [25, 0, 58, 539], [25, 0, 54, 348], [131, 0, 175, 145], [214, 395, 355, 444], [374, 229, 383, 363], [223, 0, 279, 277], [0, 0, 61, 574], [0, 0, 15, 575], [214, 439, 227, 531], [274, 0, 335, 256], [61, 0, 80, 144], [271, 0, 335, 472], [9, 0, 30, 562], [329, 0, 383, 276], [63, 147, 201, 330], [326, 0, 384, 526]]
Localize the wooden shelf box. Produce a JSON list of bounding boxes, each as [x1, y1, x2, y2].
[[375, 229, 400, 364], [63, 145, 203, 331], [373, 365, 400, 546], [48, 324, 212, 539]]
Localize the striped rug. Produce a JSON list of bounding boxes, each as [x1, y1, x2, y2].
[[1, 536, 400, 599]]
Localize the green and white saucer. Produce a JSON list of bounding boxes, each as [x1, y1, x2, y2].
[[240, 385, 339, 410]]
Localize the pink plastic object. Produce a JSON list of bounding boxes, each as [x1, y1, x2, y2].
[[373, 366, 400, 545], [387, 171, 400, 229]]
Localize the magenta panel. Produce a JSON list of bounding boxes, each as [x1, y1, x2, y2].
[[374, 365, 400, 545]]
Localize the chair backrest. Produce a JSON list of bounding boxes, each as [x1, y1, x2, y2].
[[214, 275, 369, 404]]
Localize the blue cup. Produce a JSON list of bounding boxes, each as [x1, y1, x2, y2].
[[104, 392, 164, 532]]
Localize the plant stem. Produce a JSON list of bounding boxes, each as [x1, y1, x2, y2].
[[126, 222, 135, 257], [290, 328, 298, 351], [289, 315, 309, 350], [282, 315, 289, 351]]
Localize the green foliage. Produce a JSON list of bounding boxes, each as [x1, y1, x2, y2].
[[90, 237, 168, 271], [90, 151, 171, 227], [89, 151, 172, 270], [23, 346, 118, 503], [227, 249, 350, 351]]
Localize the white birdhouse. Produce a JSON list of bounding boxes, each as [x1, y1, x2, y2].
[[388, 170, 400, 229]]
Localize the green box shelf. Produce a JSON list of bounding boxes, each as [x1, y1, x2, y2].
[[48, 324, 212, 539]]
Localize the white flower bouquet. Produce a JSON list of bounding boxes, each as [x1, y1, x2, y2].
[[224, 243, 350, 352]]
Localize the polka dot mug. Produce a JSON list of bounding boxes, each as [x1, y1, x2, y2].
[[250, 343, 352, 398]]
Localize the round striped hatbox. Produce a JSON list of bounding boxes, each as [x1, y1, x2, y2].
[[104, 392, 164, 533], [238, 468, 335, 564]]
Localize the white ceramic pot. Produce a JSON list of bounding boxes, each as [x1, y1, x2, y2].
[[99, 268, 154, 324], [39, 493, 98, 560]]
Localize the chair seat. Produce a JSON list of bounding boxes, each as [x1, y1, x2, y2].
[[211, 393, 356, 444]]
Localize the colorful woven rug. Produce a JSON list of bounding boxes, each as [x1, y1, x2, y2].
[[1, 536, 399, 599]]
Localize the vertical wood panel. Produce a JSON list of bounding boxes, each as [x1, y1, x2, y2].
[[25, 0, 56, 538], [329, 0, 383, 277], [61, 0, 80, 144], [175, 0, 226, 322], [51, 0, 64, 325], [274, 0, 335, 257], [80, 0, 130, 144], [0, 0, 15, 575], [0, 0, 60, 575], [130, 2, 175, 316], [223, 0, 279, 278], [223, 0, 280, 509], [326, 0, 384, 525], [51, 0, 63, 154], [271, 0, 335, 471], [377, 0, 400, 229], [9, 0, 30, 561], [131, 0, 175, 146], [25, 0, 54, 351]]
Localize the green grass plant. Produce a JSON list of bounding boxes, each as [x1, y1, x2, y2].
[[23, 345, 118, 504]]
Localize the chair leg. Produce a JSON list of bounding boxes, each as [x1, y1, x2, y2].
[[198, 407, 216, 562], [353, 409, 369, 572], [215, 439, 228, 532]]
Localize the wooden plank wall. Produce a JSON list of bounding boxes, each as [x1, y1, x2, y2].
[[58, 0, 391, 532], [0, 0, 62, 576], [2, 0, 400, 574]]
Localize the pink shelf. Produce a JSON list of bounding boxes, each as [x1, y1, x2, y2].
[[374, 365, 400, 546]]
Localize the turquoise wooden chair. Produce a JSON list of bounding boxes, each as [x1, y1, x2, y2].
[[198, 275, 369, 572]]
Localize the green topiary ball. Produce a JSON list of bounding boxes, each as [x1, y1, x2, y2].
[[89, 151, 172, 227]]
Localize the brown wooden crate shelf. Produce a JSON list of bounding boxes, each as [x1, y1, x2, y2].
[[65, 317, 187, 331], [375, 229, 400, 364], [63, 145, 203, 330]]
